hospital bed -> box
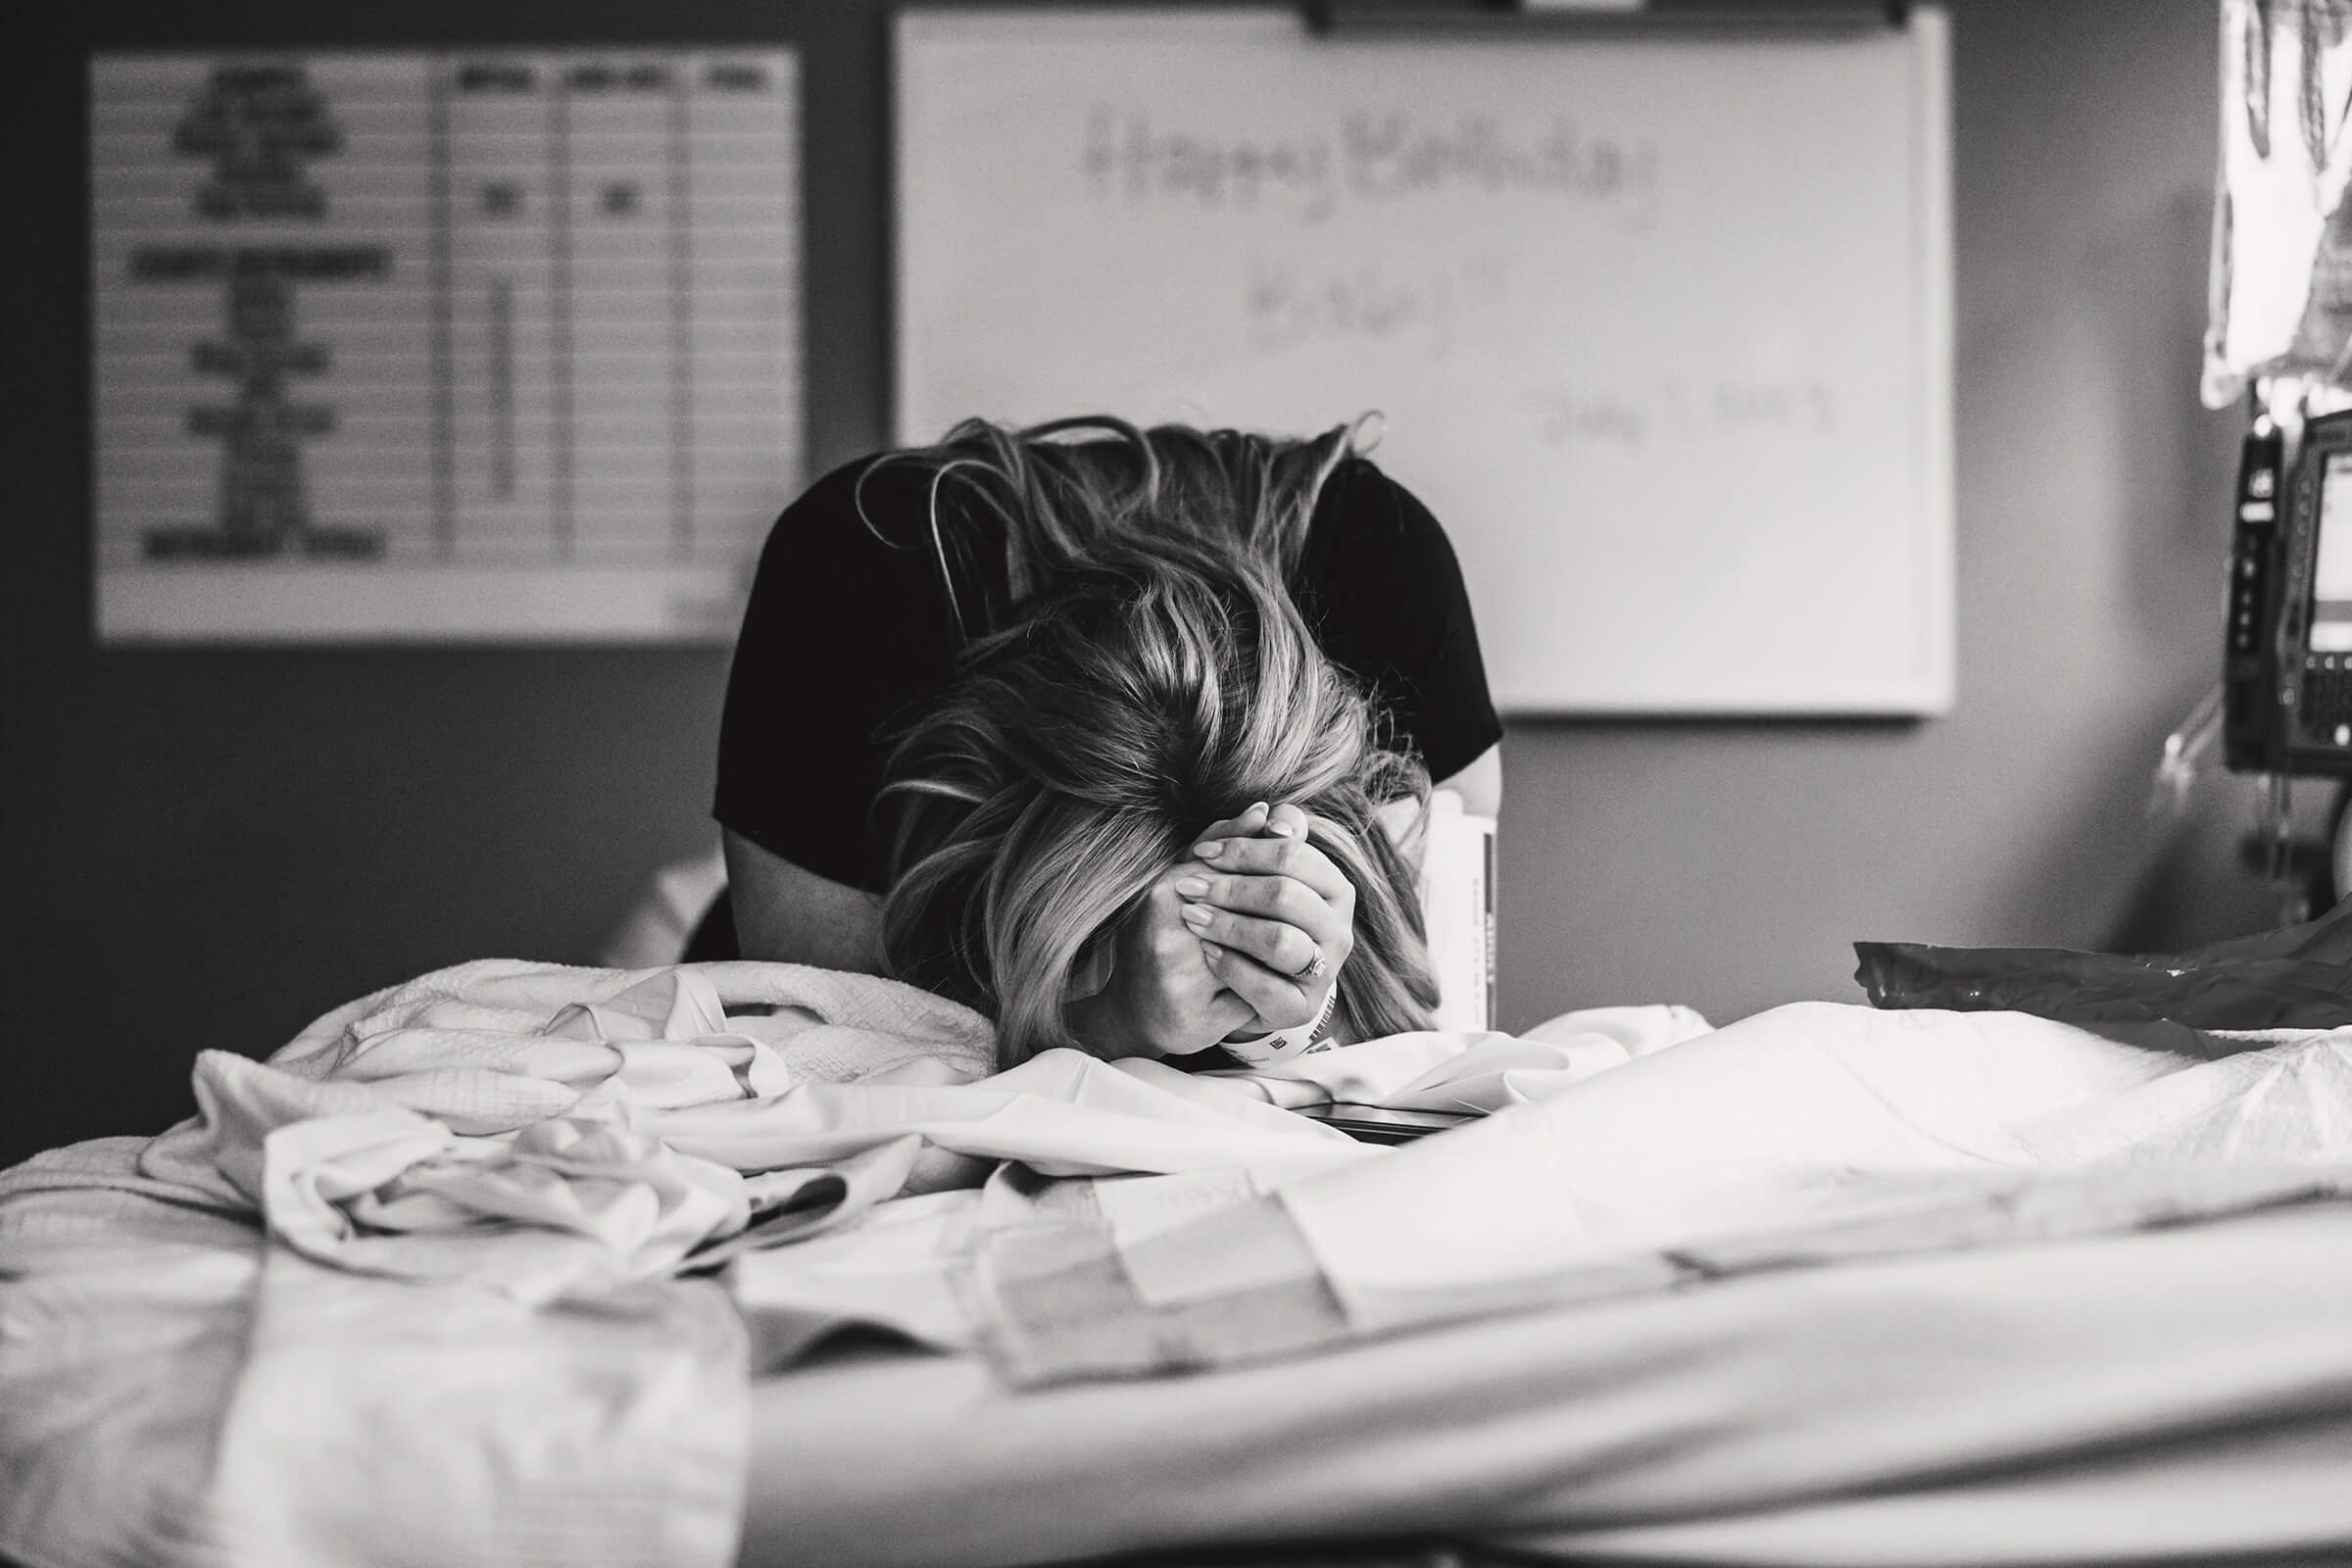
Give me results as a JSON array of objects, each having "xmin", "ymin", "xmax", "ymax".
[{"xmin": 4, "ymin": 946, "xmax": 2351, "ymax": 1568}]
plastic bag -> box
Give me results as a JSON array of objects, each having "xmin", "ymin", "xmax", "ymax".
[{"xmin": 1856, "ymin": 895, "xmax": 2352, "ymax": 1029}]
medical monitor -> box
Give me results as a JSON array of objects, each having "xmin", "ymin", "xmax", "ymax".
[
  {"xmin": 2233, "ymin": 408, "xmax": 2352, "ymax": 773},
  {"xmin": 2309, "ymin": 454, "xmax": 2352, "ymax": 658}
]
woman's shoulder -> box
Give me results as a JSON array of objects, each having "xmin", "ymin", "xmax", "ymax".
[
  {"xmin": 760, "ymin": 451, "xmax": 935, "ymax": 558},
  {"xmin": 1298, "ymin": 453, "xmax": 1499, "ymax": 780},
  {"xmin": 737, "ymin": 452, "xmax": 976, "ymax": 657},
  {"xmin": 1306, "ymin": 453, "xmax": 1461, "ymax": 572}
]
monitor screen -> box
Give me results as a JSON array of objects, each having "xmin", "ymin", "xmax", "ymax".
[{"xmin": 2311, "ymin": 452, "xmax": 2352, "ymax": 653}]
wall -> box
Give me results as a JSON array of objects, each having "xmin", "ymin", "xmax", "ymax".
[
  {"xmin": 1499, "ymin": 2, "xmax": 2274, "ymax": 1024},
  {"xmin": 0, "ymin": 0, "xmax": 2275, "ymax": 1168}
]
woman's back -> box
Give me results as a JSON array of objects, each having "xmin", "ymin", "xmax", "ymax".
[{"xmin": 712, "ymin": 420, "xmax": 1500, "ymax": 901}]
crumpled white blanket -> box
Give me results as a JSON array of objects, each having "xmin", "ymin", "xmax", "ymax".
[
  {"xmin": 1284, "ymin": 1002, "xmax": 2345, "ymax": 1323},
  {"xmin": 16, "ymin": 954, "xmax": 2352, "ymax": 1568},
  {"xmin": 125, "ymin": 959, "xmax": 984, "ymax": 1303},
  {"xmin": 119, "ymin": 958, "xmax": 1693, "ymax": 1308},
  {"xmin": 967, "ymin": 1001, "xmax": 2352, "ymax": 1388},
  {"xmin": 0, "ymin": 1138, "xmax": 748, "ymax": 1568},
  {"xmin": 0, "ymin": 959, "xmax": 1711, "ymax": 1568},
  {"xmin": 123, "ymin": 958, "xmax": 1400, "ymax": 1305},
  {"xmin": 0, "ymin": 956, "xmax": 1351, "ymax": 1568},
  {"xmin": 1205, "ymin": 1003, "xmax": 1714, "ymax": 1112},
  {"xmin": 3, "ymin": 956, "xmax": 1022, "ymax": 1568},
  {"xmin": 8, "ymin": 953, "xmax": 1641, "ymax": 1568}
]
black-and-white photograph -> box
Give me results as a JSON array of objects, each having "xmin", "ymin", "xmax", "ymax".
[{"xmin": 6, "ymin": 3, "xmax": 2348, "ymax": 1566}]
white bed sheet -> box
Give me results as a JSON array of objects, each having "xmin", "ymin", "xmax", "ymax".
[
  {"xmin": 12, "ymin": 959, "xmax": 2352, "ymax": 1568},
  {"xmin": 0, "ymin": 1141, "xmax": 745, "ymax": 1568},
  {"xmin": 741, "ymin": 1200, "xmax": 2352, "ymax": 1568}
]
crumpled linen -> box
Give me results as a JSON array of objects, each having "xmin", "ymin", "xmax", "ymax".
[
  {"xmin": 20, "ymin": 956, "xmax": 2352, "ymax": 1568},
  {"xmin": 729, "ymin": 1162, "xmax": 1292, "ymax": 1370},
  {"xmin": 113, "ymin": 958, "xmax": 1371, "ymax": 1307},
  {"xmin": 103, "ymin": 959, "xmax": 1698, "ymax": 1317},
  {"xmin": 127, "ymin": 961, "xmax": 988, "ymax": 1303},
  {"xmin": 0, "ymin": 956, "xmax": 1379, "ymax": 1568},
  {"xmin": 966, "ymin": 1000, "xmax": 2352, "ymax": 1385},
  {"xmin": 2, "ymin": 956, "xmax": 998, "ymax": 1568},
  {"xmin": 741, "ymin": 1200, "xmax": 2352, "ymax": 1568},
  {"xmin": 1200, "ymin": 1003, "xmax": 1713, "ymax": 1112},
  {"xmin": 258, "ymin": 955, "xmax": 997, "ymax": 1091},
  {"xmin": 716, "ymin": 1006, "xmax": 1709, "ymax": 1360},
  {"xmin": 0, "ymin": 1141, "xmax": 749, "ymax": 1568}
]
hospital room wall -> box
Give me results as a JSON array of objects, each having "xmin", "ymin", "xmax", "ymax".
[
  {"xmin": 1504, "ymin": 0, "xmax": 2274, "ymax": 1024},
  {"xmin": 0, "ymin": 0, "xmax": 2269, "ymax": 1165}
]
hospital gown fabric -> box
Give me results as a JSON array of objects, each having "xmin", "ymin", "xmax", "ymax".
[{"xmin": 8, "ymin": 957, "xmax": 2352, "ymax": 1568}]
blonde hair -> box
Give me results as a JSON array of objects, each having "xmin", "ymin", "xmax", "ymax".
[
  {"xmin": 869, "ymin": 418, "xmax": 1437, "ymax": 1066},
  {"xmin": 856, "ymin": 415, "xmax": 1366, "ymax": 639}
]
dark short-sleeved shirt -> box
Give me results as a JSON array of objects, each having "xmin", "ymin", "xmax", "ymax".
[{"xmin": 712, "ymin": 451, "xmax": 1500, "ymax": 895}]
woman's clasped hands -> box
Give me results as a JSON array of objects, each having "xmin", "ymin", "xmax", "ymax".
[{"xmin": 1065, "ymin": 800, "xmax": 1356, "ymax": 1059}]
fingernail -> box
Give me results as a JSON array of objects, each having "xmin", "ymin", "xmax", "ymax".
[
  {"xmin": 1248, "ymin": 801, "xmax": 1269, "ymax": 816},
  {"xmin": 1267, "ymin": 819, "xmax": 1297, "ymax": 838},
  {"xmin": 1174, "ymin": 876, "xmax": 1209, "ymax": 899},
  {"xmin": 1194, "ymin": 840, "xmax": 1223, "ymax": 859},
  {"xmin": 1200, "ymin": 942, "xmax": 1224, "ymax": 962},
  {"xmin": 1180, "ymin": 905, "xmax": 1212, "ymax": 929}
]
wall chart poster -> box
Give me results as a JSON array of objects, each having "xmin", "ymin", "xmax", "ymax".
[{"xmin": 91, "ymin": 49, "xmax": 802, "ymax": 643}]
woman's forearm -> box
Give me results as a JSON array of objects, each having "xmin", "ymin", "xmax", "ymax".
[{"xmin": 721, "ymin": 828, "xmax": 887, "ymax": 972}]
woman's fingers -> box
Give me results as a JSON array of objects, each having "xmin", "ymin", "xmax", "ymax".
[
  {"xmin": 1262, "ymin": 802, "xmax": 1311, "ymax": 843},
  {"xmin": 1190, "ymin": 829, "xmax": 1354, "ymax": 906},
  {"xmin": 1196, "ymin": 802, "xmax": 1272, "ymax": 846},
  {"xmin": 1176, "ymin": 868, "xmax": 1350, "ymax": 956},
  {"xmin": 1182, "ymin": 805, "xmax": 1353, "ymax": 1036},
  {"xmin": 1179, "ymin": 899, "xmax": 1323, "ymax": 978},
  {"xmin": 1199, "ymin": 942, "xmax": 1317, "ymax": 1030},
  {"xmin": 1196, "ymin": 985, "xmax": 1262, "ymax": 1047},
  {"xmin": 1105, "ymin": 870, "xmax": 1263, "ymax": 1056}
]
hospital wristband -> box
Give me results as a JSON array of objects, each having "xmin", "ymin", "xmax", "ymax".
[{"xmin": 1219, "ymin": 982, "xmax": 1340, "ymax": 1068}]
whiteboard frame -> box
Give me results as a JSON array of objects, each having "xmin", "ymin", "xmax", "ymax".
[{"xmin": 891, "ymin": 7, "xmax": 1954, "ymax": 717}]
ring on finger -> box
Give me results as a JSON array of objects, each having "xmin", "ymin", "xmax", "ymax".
[{"xmin": 1292, "ymin": 948, "xmax": 1329, "ymax": 983}]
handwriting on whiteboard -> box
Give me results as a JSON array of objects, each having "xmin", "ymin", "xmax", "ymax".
[
  {"xmin": 1244, "ymin": 254, "xmax": 1511, "ymax": 356},
  {"xmin": 1527, "ymin": 380, "xmax": 1840, "ymax": 449},
  {"xmin": 1083, "ymin": 108, "xmax": 1657, "ymax": 227}
]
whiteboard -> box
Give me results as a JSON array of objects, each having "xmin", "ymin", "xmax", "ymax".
[
  {"xmin": 894, "ymin": 8, "xmax": 1951, "ymax": 714},
  {"xmin": 92, "ymin": 49, "xmax": 802, "ymax": 644}
]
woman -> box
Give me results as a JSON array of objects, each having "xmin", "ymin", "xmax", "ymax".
[{"xmin": 704, "ymin": 416, "xmax": 1501, "ymax": 1061}]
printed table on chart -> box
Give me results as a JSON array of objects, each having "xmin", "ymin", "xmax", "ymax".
[{"xmin": 91, "ymin": 48, "xmax": 802, "ymax": 641}]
